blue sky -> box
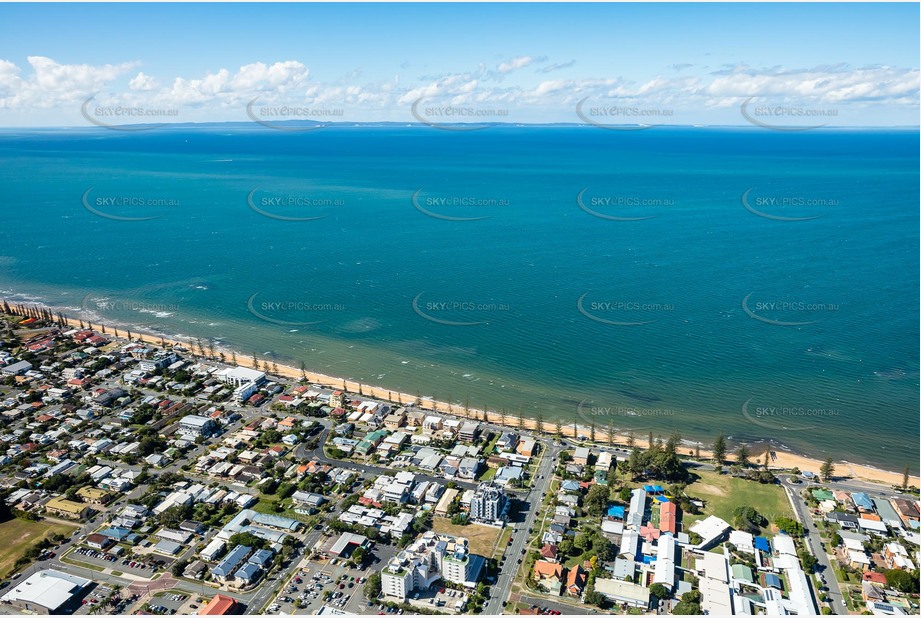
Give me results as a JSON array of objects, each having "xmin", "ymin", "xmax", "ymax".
[{"xmin": 0, "ymin": 3, "xmax": 918, "ymax": 127}]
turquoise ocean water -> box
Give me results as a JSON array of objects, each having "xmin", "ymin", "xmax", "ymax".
[{"xmin": 0, "ymin": 126, "xmax": 917, "ymax": 470}]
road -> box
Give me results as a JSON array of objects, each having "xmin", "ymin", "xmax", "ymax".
[
  {"xmin": 484, "ymin": 440, "xmax": 560, "ymax": 615},
  {"xmin": 779, "ymin": 475, "xmax": 846, "ymax": 616}
]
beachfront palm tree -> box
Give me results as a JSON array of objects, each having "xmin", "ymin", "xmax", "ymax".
[
  {"xmin": 763, "ymin": 451, "xmax": 770, "ymax": 470},
  {"xmin": 695, "ymin": 444, "xmax": 701, "ymax": 459},
  {"xmin": 626, "ymin": 431, "xmax": 635, "ymax": 448},
  {"xmin": 903, "ymin": 465, "xmax": 911, "ymax": 489},
  {"xmin": 536, "ymin": 412, "xmax": 544, "ymax": 434},
  {"xmin": 517, "ymin": 407, "xmax": 524, "ymax": 430},
  {"xmin": 608, "ymin": 419, "xmax": 615, "ymax": 446},
  {"xmin": 590, "ymin": 422, "xmax": 596, "ymax": 443}
]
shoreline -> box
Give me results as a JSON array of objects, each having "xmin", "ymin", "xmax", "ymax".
[{"xmin": 17, "ymin": 304, "xmax": 915, "ymax": 489}]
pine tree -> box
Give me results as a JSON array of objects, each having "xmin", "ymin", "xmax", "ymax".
[
  {"xmin": 590, "ymin": 421, "xmax": 596, "ymax": 443},
  {"xmin": 903, "ymin": 465, "xmax": 911, "ymax": 489},
  {"xmin": 736, "ymin": 444, "xmax": 750, "ymax": 468},
  {"xmin": 820, "ymin": 457, "xmax": 834, "ymax": 482},
  {"xmin": 712, "ymin": 433, "xmax": 727, "ymax": 466}
]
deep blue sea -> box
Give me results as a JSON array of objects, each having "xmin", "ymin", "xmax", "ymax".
[{"xmin": 0, "ymin": 125, "xmax": 917, "ymax": 470}]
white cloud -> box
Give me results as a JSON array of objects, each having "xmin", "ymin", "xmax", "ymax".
[
  {"xmin": 0, "ymin": 55, "xmax": 916, "ymax": 124},
  {"xmin": 497, "ymin": 56, "xmax": 534, "ymax": 74},
  {"xmin": 129, "ymin": 72, "xmax": 158, "ymax": 91},
  {"xmin": 0, "ymin": 56, "xmax": 137, "ymax": 108}
]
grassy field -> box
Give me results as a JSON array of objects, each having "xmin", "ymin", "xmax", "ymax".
[
  {"xmin": 685, "ymin": 470, "xmax": 794, "ymax": 535},
  {"xmin": 432, "ymin": 518, "xmax": 501, "ymax": 557},
  {"xmin": 477, "ymin": 467, "xmax": 497, "ymax": 482},
  {"xmin": 0, "ymin": 518, "xmax": 78, "ymax": 577}
]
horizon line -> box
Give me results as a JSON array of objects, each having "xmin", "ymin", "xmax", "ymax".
[{"xmin": 1, "ymin": 121, "xmax": 919, "ymax": 131}]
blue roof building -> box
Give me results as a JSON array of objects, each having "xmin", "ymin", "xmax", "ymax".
[
  {"xmin": 247, "ymin": 548, "xmax": 274, "ymax": 568},
  {"xmin": 234, "ymin": 562, "xmax": 261, "ymax": 585},
  {"xmin": 754, "ymin": 537, "xmax": 771, "ymax": 553},
  {"xmin": 764, "ymin": 573, "xmax": 783, "ymax": 590},
  {"xmin": 212, "ymin": 545, "xmax": 251, "ymax": 580},
  {"xmin": 560, "ymin": 480, "xmax": 581, "ymax": 493},
  {"xmin": 100, "ymin": 527, "xmax": 132, "ymax": 541},
  {"xmin": 851, "ymin": 492, "xmax": 874, "ymax": 511}
]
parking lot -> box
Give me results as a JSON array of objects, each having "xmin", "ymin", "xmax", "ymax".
[
  {"xmin": 144, "ymin": 591, "xmax": 196, "ymax": 615},
  {"xmin": 67, "ymin": 546, "xmax": 163, "ymax": 577},
  {"xmin": 407, "ymin": 586, "xmax": 469, "ymax": 614},
  {"xmin": 267, "ymin": 558, "xmax": 374, "ymax": 615},
  {"xmin": 73, "ymin": 584, "xmax": 122, "ymax": 615}
]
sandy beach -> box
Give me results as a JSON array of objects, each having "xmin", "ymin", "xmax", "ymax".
[{"xmin": 51, "ymin": 313, "xmax": 920, "ymax": 488}]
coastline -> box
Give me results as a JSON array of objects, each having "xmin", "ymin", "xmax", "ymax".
[{"xmin": 35, "ymin": 308, "xmax": 918, "ymax": 489}]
